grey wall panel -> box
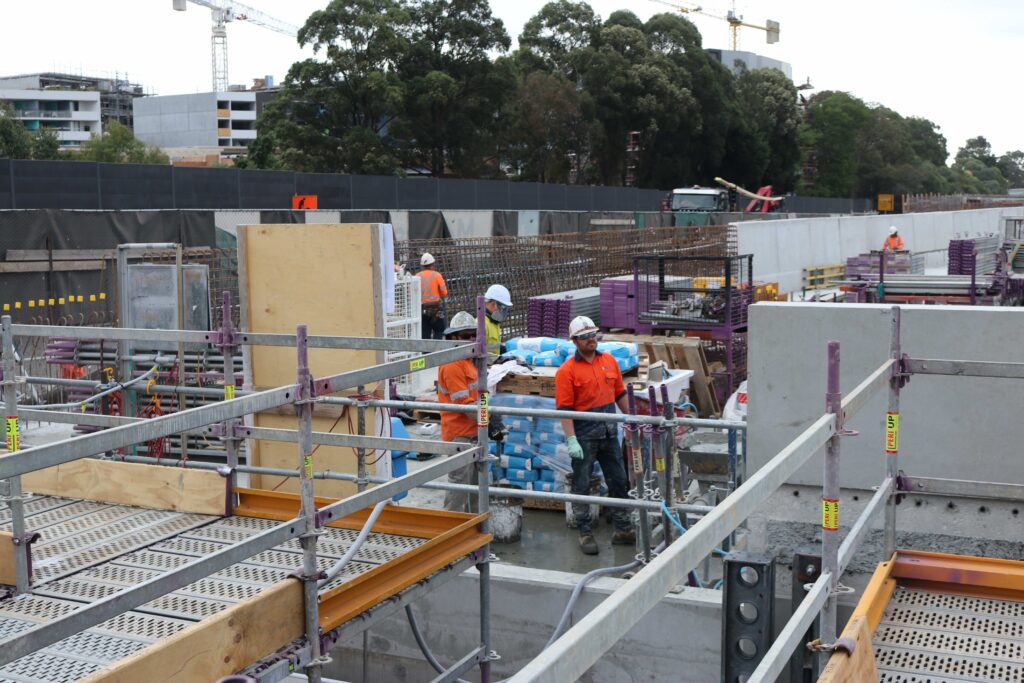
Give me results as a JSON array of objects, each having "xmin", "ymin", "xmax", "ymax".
[
  {"xmin": 352, "ymin": 175, "xmax": 397, "ymax": 209},
  {"xmin": 637, "ymin": 189, "xmax": 665, "ymax": 211},
  {"xmin": 565, "ymin": 186, "xmax": 592, "ymax": 211},
  {"xmin": 510, "ymin": 182, "xmax": 540, "ymax": 209},
  {"xmin": 613, "ymin": 187, "xmax": 636, "ymax": 211},
  {"xmin": 172, "ymin": 167, "xmax": 240, "ymax": 209},
  {"xmin": 437, "ymin": 178, "xmax": 475, "ymax": 209},
  {"xmin": 296, "ymin": 173, "xmax": 351, "ymax": 209},
  {"xmin": 11, "ymin": 160, "xmax": 99, "ymax": 209},
  {"xmin": 396, "ymin": 178, "xmax": 439, "ymax": 209},
  {"xmin": 475, "ymin": 180, "xmax": 510, "ymax": 210},
  {"xmin": 591, "ymin": 186, "xmax": 618, "ymax": 211},
  {"xmin": 537, "ymin": 184, "xmax": 567, "ymax": 211},
  {"xmin": 99, "ymin": 163, "xmax": 173, "ymax": 210},
  {"xmin": 239, "ymin": 169, "xmax": 294, "ymax": 209},
  {"xmin": 0, "ymin": 159, "xmax": 12, "ymax": 209},
  {"xmin": 747, "ymin": 302, "xmax": 1024, "ymax": 489}
]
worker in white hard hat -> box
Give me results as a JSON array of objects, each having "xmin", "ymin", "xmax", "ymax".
[
  {"xmin": 438, "ymin": 311, "xmax": 505, "ymax": 512},
  {"xmin": 883, "ymin": 226, "xmax": 905, "ymax": 252},
  {"xmin": 418, "ymin": 253, "xmax": 448, "ymax": 340},
  {"xmin": 483, "ymin": 284, "xmax": 513, "ymax": 360},
  {"xmin": 554, "ymin": 316, "xmax": 635, "ymax": 555}
]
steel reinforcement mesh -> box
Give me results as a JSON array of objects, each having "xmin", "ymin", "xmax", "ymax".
[{"xmin": 396, "ymin": 225, "xmax": 736, "ymax": 338}]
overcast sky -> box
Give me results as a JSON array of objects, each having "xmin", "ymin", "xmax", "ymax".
[{"xmin": 1, "ymin": 1, "xmax": 1020, "ymax": 163}]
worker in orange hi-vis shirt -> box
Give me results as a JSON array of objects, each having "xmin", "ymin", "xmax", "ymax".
[
  {"xmin": 883, "ymin": 226, "xmax": 905, "ymax": 251},
  {"xmin": 417, "ymin": 252, "xmax": 448, "ymax": 339}
]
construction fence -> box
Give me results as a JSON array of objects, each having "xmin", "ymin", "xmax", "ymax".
[{"xmin": 902, "ymin": 193, "xmax": 1024, "ymax": 213}]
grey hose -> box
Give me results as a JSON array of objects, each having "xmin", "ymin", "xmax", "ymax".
[
  {"xmin": 406, "ymin": 604, "xmax": 471, "ymax": 683},
  {"xmin": 27, "ymin": 361, "xmax": 169, "ymax": 410},
  {"xmin": 318, "ymin": 500, "xmax": 388, "ymax": 587}
]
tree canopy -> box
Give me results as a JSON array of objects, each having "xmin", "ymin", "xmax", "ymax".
[
  {"xmin": 76, "ymin": 122, "xmax": 169, "ymax": 165},
  {"xmin": 245, "ymin": 0, "xmax": 1021, "ymax": 197}
]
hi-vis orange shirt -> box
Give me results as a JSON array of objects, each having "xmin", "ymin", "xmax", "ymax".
[
  {"xmin": 555, "ymin": 351, "xmax": 626, "ymax": 439},
  {"xmin": 883, "ymin": 235, "xmax": 905, "ymax": 251},
  {"xmin": 419, "ymin": 268, "xmax": 448, "ymax": 305},
  {"xmin": 438, "ymin": 358, "xmax": 478, "ymax": 441}
]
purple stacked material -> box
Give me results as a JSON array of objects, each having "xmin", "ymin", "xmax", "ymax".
[
  {"xmin": 526, "ymin": 287, "xmax": 601, "ymax": 338},
  {"xmin": 845, "ymin": 251, "xmax": 923, "ymax": 278},
  {"xmin": 599, "ymin": 275, "xmax": 659, "ymax": 332},
  {"xmin": 948, "ymin": 236, "xmax": 1000, "ymax": 275}
]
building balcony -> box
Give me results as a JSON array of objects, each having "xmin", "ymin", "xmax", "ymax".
[
  {"xmin": 229, "ymin": 109, "xmax": 256, "ymax": 121},
  {"xmin": 16, "ymin": 110, "xmax": 72, "ymax": 119},
  {"xmin": 230, "ymin": 129, "xmax": 257, "ymax": 140},
  {"xmin": 217, "ymin": 108, "xmax": 230, "ymax": 117}
]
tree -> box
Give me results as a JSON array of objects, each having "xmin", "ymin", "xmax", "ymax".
[
  {"xmin": 734, "ymin": 67, "xmax": 800, "ymax": 191},
  {"xmin": 955, "ymin": 136, "xmax": 997, "ymax": 168},
  {"xmin": 905, "ymin": 117, "xmax": 947, "ymax": 167},
  {"xmin": 517, "ymin": 0, "xmax": 601, "ymax": 79},
  {"xmin": 0, "ymin": 103, "xmax": 33, "ymax": 160},
  {"xmin": 30, "ymin": 129, "xmax": 62, "ymax": 161},
  {"xmin": 798, "ymin": 91, "xmax": 872, "ymax": 196},
  {"xmin": 504, "ymin": 71, "xmax": 589, "ymax": 182},
  {"xmin": 997, "ymin": 151, "xmax": 1024, "ymax": 188},
  {"xmin": 396, "ymin": 0, "xmax": 513, "ymax": 177},
  {"xmin": 76, "ymin": 122, "xmax": 168, "ymax": 164},
  {"xmin": 250, "ymin": 0, "xmax": 413, "ymax": 174}
]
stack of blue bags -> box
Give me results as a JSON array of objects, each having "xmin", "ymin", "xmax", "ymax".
[
  {"xmin": 504, "ymin": 337, "xmax": 641, "ymax": 373},
  {"xmin": 487, "ymin": 394, "xmax": 572, "ymax": 492}
]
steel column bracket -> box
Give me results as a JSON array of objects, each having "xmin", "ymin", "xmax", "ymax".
[
  {"xmin": 893, "ymin": 470, "xmax": 910, "ymax": 505},
  {"xmin": 807, "ymin": 635, "xmax": 855, "ymax": 655},
  {"xmin": 10, "ymin": 531, "xmax": 39, "ymax": 588},
  {"xmin": 896, "ymin": 354, "xmax": 911, "ymax": 388}
]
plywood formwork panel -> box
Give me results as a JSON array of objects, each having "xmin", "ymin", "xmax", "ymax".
[
  {"xmin": 238, "ymin": 223, "xmax": 385, "ymax": 498},
  {"xmin": 20, "ymin": 459, "xmax": 224, "ymax": 515}
]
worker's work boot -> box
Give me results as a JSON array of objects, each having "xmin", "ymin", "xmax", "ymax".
[
  {"xmin": 611, "ymin": 529, "xmax": 636, "ymax": 545},
  {"xmin": 579, "ymin": 534, "xmax": 599, "ymax": 555}
]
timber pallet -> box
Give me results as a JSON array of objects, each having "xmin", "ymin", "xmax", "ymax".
[
  {"xmin": 522, "ymin": 496, "xmax": 567, "ymax": 511},
  {"xmin": 412, "ymin": 408, "xmax": 442, "ymax": 423},
  {"xmin": 802, "ymin": 264, "xmax": 846, "ymax": 290},
  {"xmin": 496, "ymin": 373, "xmax": 557, "ymax": 397},
  {"xmin": 602, "ymin": 334, "xmax": 720, "ymax": 417}
]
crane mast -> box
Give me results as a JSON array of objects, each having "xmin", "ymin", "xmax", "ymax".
[{"xmin": 172, "ymin": 0, "xmax": 299, "ymax": 92}]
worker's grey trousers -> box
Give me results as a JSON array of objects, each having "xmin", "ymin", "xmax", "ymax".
[{"xmin": 444, "ymin": 436, "xmax": 479, "ymax": 513}]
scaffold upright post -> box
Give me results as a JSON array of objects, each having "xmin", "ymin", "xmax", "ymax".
[
  {"xmin": 218, "ymin": 291, "xmax": 240, "ymax": 514},
  {"xmin": 820, "ymin": 341, "xmax": 843, "ymax": 655},
  {"xmin": 2, "ymin": 315, "xmax": 30, "ymax": 594},
  {"xmin": 884, "ymin": 306, "xmax": 902, "ymax": 558},
  {"xmin": 295, "ymin": 324, "xmax": 325, "ymax": 683},
  {"xmin": 474, "ymin": 295, "xmax": 494, "ymax": 682}
]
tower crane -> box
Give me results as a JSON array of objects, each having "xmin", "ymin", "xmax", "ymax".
[
  {"xmin": 648, "ymin": 0, "xmax": 779, "ymax": 51},
  {"xmin": 171, "ymin": 0, "xmax": 299, "ymax": 92}
]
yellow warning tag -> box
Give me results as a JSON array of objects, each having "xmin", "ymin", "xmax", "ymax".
[
  {"xmin": 303, "ymin": 454, "xmax": 313, "ymax": 479},
  {"xmin": 654, "ymin": 455, "xmax": 665, "ymax": 473},
  {"xmin": 5, "ymin": 417, "xmax": 19, "ymax": 453},
  {"xmin": 632, "ymin": 448, "xmax": 642, "ymax": 473},
  {"xmin": 822, "ymin": 498, "xmax": 839, "ymax": 531},
  {"xmin": 477, "ymin": 392, "xmax": 490, "ymax": 427},
  {"xmin": 885, "ymin": 412, "xmax": 899, "ymax": 454},
  {"xmin": 409, "ymin": 358, "xmax": 426, "ymax": 371},
  {"xmin": 224, "ymin": 384, "xmax": 235, "ymax": 400}
]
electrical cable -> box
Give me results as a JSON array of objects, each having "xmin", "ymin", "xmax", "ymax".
[
  {"xmin": 26, "ymin": 360, "xmax": 170, "ymax": 411},
  {"xmin": 405, "ymin": 604, "xmax": 472, "ymax": 683},
  {"xmin": 318, "ymin": 499, "xmax": 389, "ymax": 587}
]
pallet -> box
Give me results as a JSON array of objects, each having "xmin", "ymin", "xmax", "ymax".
[
  {"xmin": 496, "ymin": 373, "xmax": 557, "ymax": 397},
  {"xmin": 602, "ymin": 334, "xmax": 720, "ymax": 417},
  {"xmin": 522, "ymin": 496, "xmax": 567, "ymax": 511},
  {"xmin": 412, "ymin": 409, "xmax": 441, "ymax": 423},
  {"xmin": 802, "ymin": 264, "xmax": 846, "ymax": 290}
]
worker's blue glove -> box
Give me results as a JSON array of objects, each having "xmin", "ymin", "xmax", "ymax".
[{"xmin": 566, "ymin": 436, "xmax": 584, "ymax": 460}]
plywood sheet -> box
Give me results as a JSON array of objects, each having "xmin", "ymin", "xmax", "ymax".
[
  {"xmin": 0, "ymin": 531, "xmax": 14, "ymax": 585},
  {"xmin": 20, "ymin": 459, "xmax": 224, "ymax": 515},
  {"xmin": 238, "ymin": 224, "xmax": 384, "ymax": 497},
  {"xmin": 82, "ymin": 580, "xmax": 303, "ymax": 683}
]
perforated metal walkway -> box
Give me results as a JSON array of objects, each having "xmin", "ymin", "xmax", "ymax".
[
  {"xmin": 0, "ymin": 496, "xmax": 429, "ymax": 683},
  {"xmin": 874, "ymin": 586, "xmax": 1024, "ymax": 683}
]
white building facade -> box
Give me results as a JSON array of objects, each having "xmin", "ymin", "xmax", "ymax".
[
  {"xmin": 133, "ymin": 91, "xmax": 257, "ymax": 154},
  {"xmin": 0, "ymin": 89, "xmax": 103, "ymax": 148}
]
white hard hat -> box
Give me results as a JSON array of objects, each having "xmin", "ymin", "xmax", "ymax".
[
  {"xmin": 568, "ymin": 316, "xmax": 598, "ymax": 339},
  {"xmin": 889, "ymin": 226, "xmax": 898, "ymax": 235},
  {"xmin": 443, "ymin": 311, "xmax": 477, "ymax": 337},
  {"xmin": 484, "ymin": 284, "xmax": 513, "ymax": 307},
  {"xmin": 420, "ymin": 253, "xmax": 436, "ymax": 266}
]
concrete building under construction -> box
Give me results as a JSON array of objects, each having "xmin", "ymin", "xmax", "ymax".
[{"xmin": 1, "ymin": 162, "xmax": 1024, "ymax": 683}]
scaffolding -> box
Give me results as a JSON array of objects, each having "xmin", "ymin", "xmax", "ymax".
[
  {"xmin": 0, "ymin": 290, "xmax": 746, "ymax": 681},
  {"xmin": 507, "ymin": 305, "xmax": 1024, "ymax": 682}
]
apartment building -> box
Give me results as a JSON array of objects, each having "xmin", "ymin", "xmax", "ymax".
[
  {"xmin": 0, "ymin": 89, "xmax": 103, "ymax": 148},
  {"xmin": 133, "ymin": 90, "xmax": 260, "ymax": 156}
]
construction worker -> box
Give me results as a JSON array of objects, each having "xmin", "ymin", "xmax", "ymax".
[
  {"xmin": 483, "ymin": 284, "xmax": 513, "ymax": 358},
  {"xmin": 418, "ymin": 253, "xmax": 448, "ymax": 340},
  {"xmin": 883, "ymin": 226, "xmax": 905, "ymax": 252},
  {"xmin": 555, "ymin": 316, "xmax": 635, "ymax": 555},
  {"xmin": 437, "ymin": 312, "xmax": 506, "ymax": 512}
]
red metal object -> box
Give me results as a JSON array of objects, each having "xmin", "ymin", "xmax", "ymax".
[{"xmin": 744, "ymin": 185, "xmax": 781, "ymax": 213}]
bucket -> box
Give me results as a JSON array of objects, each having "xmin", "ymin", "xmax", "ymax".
[{"xmin": 490, "ymin": 497, "xmax": 523, "ymax": 543}]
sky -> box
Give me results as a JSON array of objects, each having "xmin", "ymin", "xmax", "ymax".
[{"xmin": 1, "ymin": 1, "xmax": 1020, "ymax": 164}]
